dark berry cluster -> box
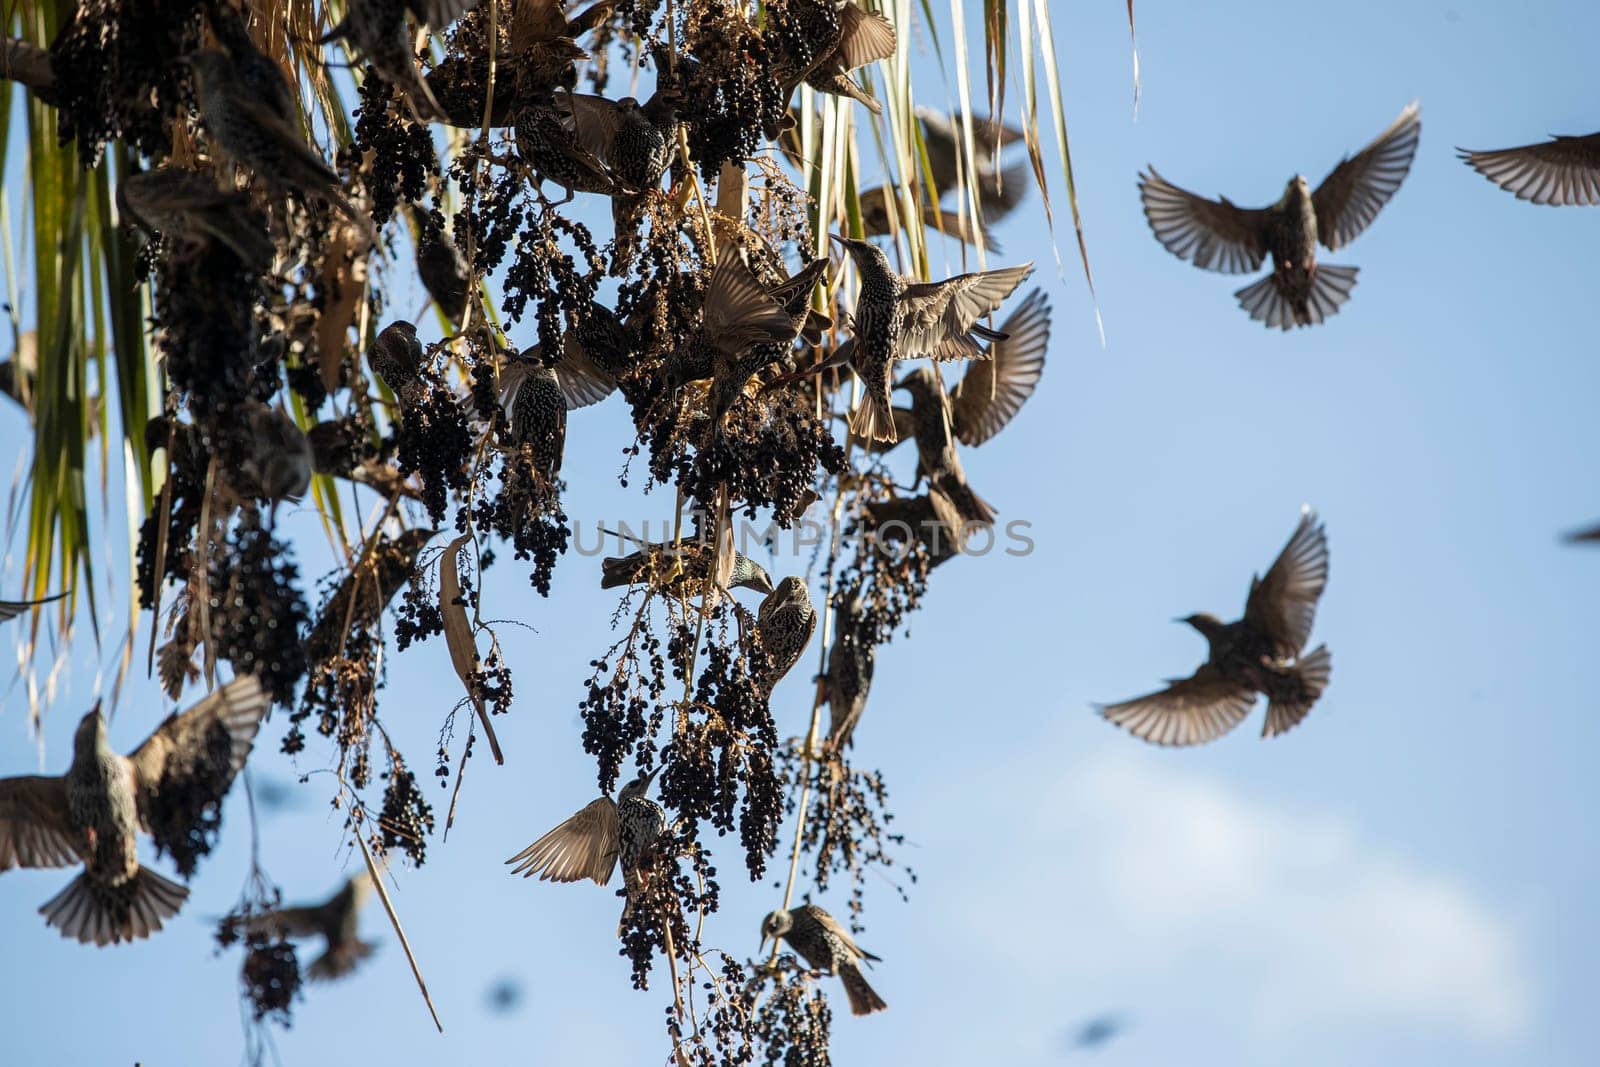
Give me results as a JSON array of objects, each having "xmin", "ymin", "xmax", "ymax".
[
  {"xmin": 205, "ymin": 510, "xmax": 311, "ymax": 705},
  {"xmin": 342, "ymin": 69, "xmax": 438, "ymax": 227},
  {"xmin": 394, "ymin": 376, "xmax": 472, "ymax": 525},
  {"xmin": 142, "ymin": 708, "xmax": 240, "ymax": 878},
  {"xmin": 377, "ymin": 757, "xmax": 436, "ymax": 866}
]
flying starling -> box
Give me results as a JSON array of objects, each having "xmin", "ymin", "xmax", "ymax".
[
  {"xmin": 894, "ymin": 367, "xmax": 996, "ymax": 534},
  {"xmin": 760, "ymin": 903, "xmax": 887, "ymax": 1015},
  {"xmin": 852, "ymin": 287, "xmax": 1051, "ymax": 447},
  {"xmin": 1458, "ymin": 132, "xmax": 1600, "ymax": 206},
  {"xmin": 0, "ymin": 593, "xmax": 67, "ymax": 623},
  {"xmin": 185, "ymin": 49, "xmax": 375, "ymax": 238},
  {"xmin": 822, "ymin": 594, "xmax": 875, "ymax": 750},
  {"xmin": 663, "ymin": 257, "xmax": 800, "ymax": 396},
  {"xmin": 914, "ymin": 107, "xmax": 1029, "ymax": 221},
  {"xmin": 368, "ymin": 320, "xmax": 426, "ymax": 406},
  {"xmin": 754, "ymin": 576, "xmax": 817, "ymax": 694},
  {"xmin": 247, "ymin": 873, "xmax": 377, "ymax": 980},
  {"xmin": 1138, "ymin": 101, "xmax": 1420, "ymax": 330},
  {"xmin": 857, "ymin": 184, "xmax": 1000, "ymax": 252},
  {"xmin": 829, "ymin": 232, "xmax": 1033, "ymax": 443},
  {"xmin": 414, "ymin": 216, "xmax": 470, "ymax": 322},
  {"xmin": 600, "ymin": 540, "xmax": 775, "ymax": 596},
  {"xmin": 707, "ymin": 256, "xmax": 828, "ymax": 426},
  {"xmin": 322, "ymin": 0, "xmax": 479, "ymax": 120},
  {"xmin": 0, "ymin": 675, "xmax": 270, "ymax": 946},
  {"xmin": 1099, "ymin": 508, "xmax": 1333, "ymax": 746},
  {"xmin": 506, "ymin": 768, "xmax": 668, "ymax": 924},
  {"xmin": 1564, "ymin": 522, "xmax": 1600, "ymax": 544},
  {"xmin": 515, "ymin": 89, "xmax": 633, "ymax": 200},
  {"xmin": 116, "ymin": 167, "xmax": 274, "ymax": 270},
  {"xmin": 768, "ymin": 0, "xmax": 897, "ymax": 127}
]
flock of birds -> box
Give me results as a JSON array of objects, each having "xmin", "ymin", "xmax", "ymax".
[{"xmin": 1, "ymin": 0, "xmax": 1599, "ymax": 1035}]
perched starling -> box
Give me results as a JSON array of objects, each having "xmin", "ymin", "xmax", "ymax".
[
  {"xmin": 599, "ymin": 539, "xmax": 774, "ymax": 595},
  {"xmin": 0, "ymin": 675, "xmax": 270, "ymax": 946},
  {"xmin": 760, "ymin": 903, "xmax": 887, "ymax": 1015},
  {"xmin": 322, "ymin": 0, "xmax": 478, "ymax": 120},
  {"xmin": 754, "ymin": 576, "xmax": 817, "ymax": 694},
  {"xmin": 230, "ymin": 401, "xmax": 314, "ymax": 503},
  {"xmin": 505, "ymin": 360, "xmax": 567, "ymax": 484},
  {"xmin": 1138, "ymin": 101, "xmax": 1420, "ymax": 330},
  {"xmin": 895, "ymin": 367, "xmax": 996, "ymax": 534},
  {"xmin": 207, "ymin": 3, "xmax": 297, "ymax": 126},
  {"xmin": 857, "ymin": 184, "xmax": 999, "ymax": 252},
  {"xmin": 707, "ymin": 256, "xmax": 828, "ymax": 425},
  {"xmin": 185, "ymin": 49, "xmax": 375, "ymax": 237},
  {"xmin": 414, "ymin": 217, "xmax": 470, "ymax": 321},
  {"xmin": 506, "ymin": 768, "xmax": 667, "ymax": 923},
  {"xmin": 1099, "ymin": 508, "xmax": 1333, "ymax": 746},
  {"xmin": 862, "ymin": 492, "xmax": 962, "ymax": 570},
  {"xmin": 368, "ymin": 320, "xmax": 425, "ymax": 406},
  {"xmin": 0, "ymin": 593, "xmax": 67, "ymax": 623},
  {"xmin": 554, "ymin": 90, "xmax": 679, "ymax": 274},
  {"xmin": 830, "ymin": 232, "xmax": 1033, "ymax": 442},
  {"xmin": 664, "ymin": 257, "xmax": 799, "ymax": 395},
  {"xmin": 426, "ymin": 0, "xmax": 610, "ymax": 128},
  {"xmin": 822, "ymin": 595, "xmax": 875, "ymax": 749},
  {"xmin": 247, "ymin": 873, "xmax": 377, "ymax": 980},
  {"xmin": 914, "ymin": 108, "xmax": 1030, "ymax": 222},
  {"xmin": 1458, "ymin": 132, "xmax": 1600, "ymax": 206},
  {"xmin": 117, "ymin": 167, "xmax": 275, "ymax": 270}
]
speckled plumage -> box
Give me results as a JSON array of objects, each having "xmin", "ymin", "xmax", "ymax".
[
  {"xmin": 117, "ymin": 167, "xmax": 274, "ymax": 270},
  {"xmin": 754, "ymin": 576, "xmax": 816, "ymax": 694},
  {"xmin": 760, "ymin": 903, "xmax": 887, "ymax": 1015},
  {"xmin": 823, "ymin": 596, "xmax": 875, "ymax": 749},
  {"xmin": 368, "ymin": 320, "xmax": 425, "ymax": 405}
]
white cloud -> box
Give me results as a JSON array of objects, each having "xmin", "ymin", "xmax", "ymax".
[{"xmin": 918, "ymin": 743, "xmax": 1532, "ymax": 1057}]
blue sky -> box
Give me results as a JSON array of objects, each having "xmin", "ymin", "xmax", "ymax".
[{"xmin": 3, "ymin": 0, "xmax": 1598, "ymax": 1063}]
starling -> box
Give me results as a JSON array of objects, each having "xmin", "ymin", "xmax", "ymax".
[
  {"xmin": 368, "ymin": 320, "xmax": 426, "ymax": 406},
  {"xmin": 830, "ymin": 232, "xmax": 1033, "ymax": 442},
  {"xmin": 664, "ymin": 257, "xmax": 800, "ymax": 395},
  {"xmin": 769, "ymin": 0, "xmax": 897, "ymax": 125},
  {"xmin": 760, "ymin": 903, "xmax": 887, "ymax": 1015},
  {"xmin": 857, "ymin": 184, "xmax": 1000, "ymax": 252},
  {"xmin": 246, "ymin": 873, "xmax": 377, "ymax": 980},
  {"xmin": 515, "ymin": 89, "xmax": 632, "ymax": 199},
  {"xmin": 1138, "ymin": 101, "xmax": 1420, "ymax": 330},
  {"xmin": 566, "ymin": 90, "xmax": 681, "ymax": 275},
  {"xmin": 707, "ymin": 256, "xmax": 828, "ymax": 425},
  {"xmin": 895, "ymin": 366, "xmax": 996, "ymax": 534},
  {"xmin": 861, "ymin": 492, "xmax": 962, "ymax": 570},
  {"xmin": 117, "ymin": 167, "xmax": 275, "ymax": 270},
  {"xmin": 754, "ymin": 576, "xmax": 817, "ymax": 694},
  {"xmin": 504, "ymin": 360, "xmax": 567, "ymax": 484},
  {"xmin": 426, "ymin": 0, "xmax": 610, "ymax": 128},
  {"xmin": 914, "ymin": 108, "xmax": 1030, "ymax": 222},
  {"xmin": 1564, "ymin": 522, "xmax": 1600, "ymax": 544},
  {"xmin": 505, "ymin": 768, "xmax": 667, "ymax": 923},
  {"xmin": 0, "ymin": 675, "xmax": 270, "ymax": 946},
  {"xmin": 1458, "ymin": 132, "xmax": 1600, "ymax": 206},
  {"xmin": 207, "ymin": 3, "xmax": 297, "ymax": 127},
  {"xmin": 322, "ymin": 0, "xmax": 478, "ymax": 120},
  {"xmin": 599, "ymin": 539, "xmax": 775, "ymax": 595},
  {"xmin": 1099, "ymin": 508, "xmax": 1333, "ymax": 746},
  {"xmin": 822, "ymin": 594, "xmax": 875, "ymax": 749},
  {"xmin": 185, "ymin": 49, "xmax": 375, "ymax": 238},
  {"xmin": 0, "ymin": 593, "xmax": 67, "ymax": 623},
  {"xmin": 230, "ymin": 401, "xmax": 314, "ymax": 504},
  {"xmin": 414, "ymin": 217, "xmax": 470, "ymax": 322}
]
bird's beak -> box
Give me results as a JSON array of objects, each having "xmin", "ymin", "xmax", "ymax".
[
  {"xmin": 1171, "ymin": 616, "xmax": 1187, "ymax": 625},
  {"xmin": 759, "ymin": 931, "xmax": 771, "ymax": 954},
  {"xmin": 642, "ymin": 766, "xmax": 662, "ymax": 789}
]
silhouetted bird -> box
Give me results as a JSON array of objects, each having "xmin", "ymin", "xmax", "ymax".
[
  {"xmin": 914, "ymin": 108, "xmax": 1028, "ymax": 214},
  {"xmin": 414, "ymin": 217, "xmax": 470, "ymax": 321},
  {"xmin": 600, "ymin": 540, "xmax": 775, "ymax": 595},
  {"xmin": 895, "ymin": 367, "xmax": 996, "ymax": 536},
  {"xmin": 231, "ymin": 400, "xmax": 313, "ymax": 504},
  {"xmin": 322, "ymin": 0, "xmax": 478, "ymax": 119},
  {"xmin": 1070, "ymin": 1014, "xmax": 1125, "ymax": 1051},
  {"xmin": 754, "ymin": 576, "xmax": 817, "ymax": 693},
  {"xmin": 0, "ymin": 593, "xmax": 66, "ymax": 622},
  {"xmin": 0, "ymin": 675, "xmax": 270, "ymax": 945},
  {"xmin": 506, "ymin": 768, "xmax": 667, "ymax": 923},
  {"xmin": 856, "ymin": 184, "xmax": 1000, "ymax": 251},
  {"xmin": 760, "ymin": 903, "xmax": 887, "ymax": 1015},
  {"xmin": 207, "ymin": 3, "xmax": 297, "ymax": 126},
  {"xmin": 830, "ymin": 232, "xmax": 1032, "ymax": 442},
  {"xmin": 368, "ymin": 320, "xmax": 426, "ymax": 406},
  {"xmin": 186, "ymin": 50, "xmax": 373, "ymax": 236},
  {"xmin": 1458, "ymin": 132, "xmax": 1600, "ymax": 206},
  {"xmin": 1138, "ymin": 102, "xmax": 1419, "ymax": 330},
  {"xmin": 118, "ymin": 167, "xmax": 274, "ymax": 270},
  {"xmin": 1099, "ymin": 508, "xmax": 1332, "ymax": 746},
  {"xmin": 1564, "ymin": 522, "xmax": 1600, "ymax": 544},
  {"xmin": 247, "ymin": 873, "xmax": 377, "ymax": 980},
  {"xmin": 822, "ymin": 594, "xmax": 875, "ymax": 749}
]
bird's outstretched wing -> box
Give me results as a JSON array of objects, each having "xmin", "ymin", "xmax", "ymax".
[
  {"xmin": 1137, "ymin": 167, "xmax": 1268, "ymax": 274},
  {"xmin": 0, "ymin": 592, "xmax": 66, "ymax": 622},
  {"xmin": 1312, "ymin": 101, "xmax": 1421, "ymax": 251},
  {"xmin": 553, "ymin": 334, "xmax": 617, "ymax": 409},
  {"xmin": 950, "ymin": 288, "xmax": 1050, "ymax": 447},
  {"xmin": 246, "ymin": 904, "xmax": 327, "ymax": 940},
  {"xmin": 701, "ymin": 258, "xmax": 795, "ymax": 354},
  {"xmin": 128, "ymin": 674, "xmax": 271, "ymax": 823},
  {"xmin": 506, "ymin": 795, "xmax": 620, "ymax": 884},
  {"xmin": 1243, "ymin": 507, "xmax": 1330, "ymax": 659},
  {"xmin": 0, "ymin": 775, "xmax": 78, "ymax": 871},
  {"xmin": 833, "ymin": 4, "xmax": 898, "ymax": 71},
  {"xmin": 899, "ymin": 263, "xmax": 1034, "ymax": 361},
  {"xmin": 1458, "ymin": 132, "xmax": 1600, "ymax": 207},
  {"xmin": 1099, "ymin": 665, "xmax": 1259, "ymax": 747}
]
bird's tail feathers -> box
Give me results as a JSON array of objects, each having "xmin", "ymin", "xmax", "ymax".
[
  {"xmin": 1263, "ymin": 644, "xmax": 1332, "ymax": 738},
  {"xmin": 307, "ymin": 939, "xmax": 377, "ymax": 980},
  {"xmin": 847, "ymin": 390, "xmax": 899, "ymax": 443},
  {"xmin": 1235, "ymin": 265, "xmax": 1358, "ymax": 330},
  {"xmin": 39, "ymin": 867, "xmax": 190, "ymax": 947},
  {"xmin": 839, "ymin": 961, "xmax": 888, "ymax": 1015}
]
